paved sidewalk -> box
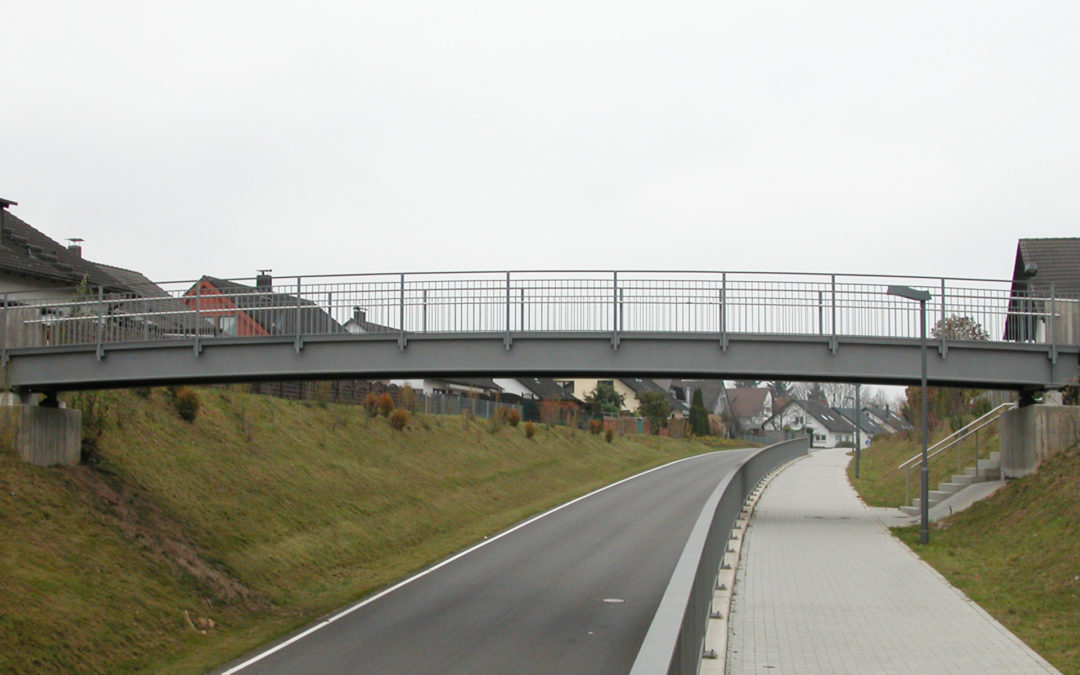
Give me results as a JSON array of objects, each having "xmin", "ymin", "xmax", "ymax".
[{"xmin": 726, "ymin": 448, "xmax": 1059, "ymax": 674}]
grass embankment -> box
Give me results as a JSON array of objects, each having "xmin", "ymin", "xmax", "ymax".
[
  {"xmin": 0, "ymin": 388, "xmax": 746, "ymax": 674},
  {"xmin": 848, "ymin": 426, "xmax": 1000, "ymax": 508},
  {"xmin": 849, "ymin": 431, "xmax": 1080, "ymax": 672}
]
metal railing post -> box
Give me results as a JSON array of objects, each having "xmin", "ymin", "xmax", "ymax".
[
  {"xmin": 939, "ymin": 278, "xmax": 947, "ymax": 356},
  {"xmin": 95, "ymin": 286, "xmax": 104, "ymax": 360},
  {"xmin": 142, "ymin": 298, "xmax": 149, "ymax": 341},
  {"xmin": 504, "ymin": 271, "xmax": 512, "ymax": 349},
  {"xmin": 194, "ymin": 281, "xmax": 202, "ymax": 355},
  {"xmin": 612, "ymin": 271, "xmax": 620, "ymax": 349},
  {"xmin": 422, "ymin": 289, "xmax": 428, "ymax": 333},
  {"xmin": 295, "ymin": 276, "xmax": 303, "ymax": 353},
  {"xmin": 1049, "ymin": 282, "xmax": 1057, "ymax": 364},
  {"xmin": 830, "ymin": 274, "xmax": 837, "ymax": 353},
  {"xmin": 398, "ymin": 273, "xmax": 406, "ymax": 349},
  {"xmin": 1, "ymin": 292, "xmax": 8, "ymax": 368},
  {"xmin": 720, "ymin": 273, "xmax": 728, "ymax": 351}
]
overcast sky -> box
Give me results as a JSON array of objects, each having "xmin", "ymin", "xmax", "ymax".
[{"xmin": 3, "ymin": 1, "xmax": 1078, "ymax": 283}]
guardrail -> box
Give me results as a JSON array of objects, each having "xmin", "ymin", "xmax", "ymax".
[
  {"xmin": 1, "ymin": 270, "xmax": 1076, "ymax": 357},
  {"xmin": 630, "ymin": 437, "xmax": 809, "ymax": 674}
]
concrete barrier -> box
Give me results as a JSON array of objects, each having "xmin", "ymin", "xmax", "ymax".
[
  {"xmin": 999, "ymin": 404, "xmax": 1080, "ymax": 478},
  {"xmin": 14, "ymin": 405, "xmax": 82, "ymax": 466}
]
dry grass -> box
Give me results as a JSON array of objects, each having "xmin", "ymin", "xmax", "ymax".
[{"xmin": 0, "ymin": 388, "xmax": 747, "ymax": 673}]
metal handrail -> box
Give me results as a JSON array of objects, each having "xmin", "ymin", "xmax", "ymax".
[
  {"xmin": 899, "ymin": 401, "xmax": 1016, "ymax": 506},
  {"xmin": 2, "ymin": 270, "xmax": 1076, "ymax": 352},
  {"xmin": 898, "ymin": 402, "xmax": 1017, "ymax": 470}
]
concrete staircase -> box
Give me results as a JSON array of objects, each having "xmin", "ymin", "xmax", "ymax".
[{"xmin": 900, "ymin": 452, "xmax": 1001, "ymax": 517}]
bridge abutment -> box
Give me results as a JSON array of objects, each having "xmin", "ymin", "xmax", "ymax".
[
  {"xmin": 4, "ymin": 398, "xmax": 82, "ymax": 466},
  {"xmin": 999, "ymin": 404, "xmax": 1080, "ymax": 478}
]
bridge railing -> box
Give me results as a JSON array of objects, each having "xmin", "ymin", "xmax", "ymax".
[{"xmin": 1, "ymin": 271, "xmax": 1077, "ymax": 351}]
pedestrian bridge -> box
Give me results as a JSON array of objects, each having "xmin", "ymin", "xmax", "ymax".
[{"xmin": 2, "ymin": 270, "xmax": 1077, "ymax": 394}]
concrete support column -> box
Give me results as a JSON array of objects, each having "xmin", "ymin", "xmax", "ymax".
[
  {"xmin": 13, "ymin": 405, "xmax": 82, "ymax": 466},
  {"xmin": 999, "ymin": 404, "xmax": 1080, "ymax": 478}
]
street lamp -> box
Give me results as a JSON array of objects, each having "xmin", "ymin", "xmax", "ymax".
[{"xmin": 887, "ymin": 285, "xmax": 932, "ymax": 545}]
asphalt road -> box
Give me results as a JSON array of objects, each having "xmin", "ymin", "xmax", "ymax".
[{"xmin": 221, "ymin": 448, "xmax": 755, "ymax": 675}]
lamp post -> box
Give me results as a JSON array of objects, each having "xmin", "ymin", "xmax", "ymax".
[{"xmin": 887, "ymin": 285, "xmax": 932, "ymax": 545}]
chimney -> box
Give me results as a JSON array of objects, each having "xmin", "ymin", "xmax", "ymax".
[
  {"xmin": 353, "ymin": 306, "xmax": 367, "ymax": 324},
  {"xmin": 67, "ymin": 238, "xmax": 84, "ymax": 258},
  {"xmin": 256, "ymin": 269, "xmax": 273, "ymax": 291},
  {"xmin": 0, "ymin": 197, "xmax": 16, "ymax": 239}
]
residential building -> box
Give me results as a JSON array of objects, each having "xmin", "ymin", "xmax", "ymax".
[
  {"xmin": 183, "ymin": 273, "xmax": 342, "ymax": 337},
  {"xmin": 765, "ymin": 398, "xmax": 856, "ymax": 448},
  {"xmin": 1004, "ymin": 238, "xmax": 1080, "ymax": 343},
  {"xmin": 725, "ymin": 387, "xmax": 773, "ymax": 432}
]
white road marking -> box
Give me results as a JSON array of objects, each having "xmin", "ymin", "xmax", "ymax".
[{"xmin": 221, "ymin": 452, "xmax": 729, "ymax": 673}]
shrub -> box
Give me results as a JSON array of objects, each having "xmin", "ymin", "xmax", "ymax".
[
  {"xmin": 173, "ymin": 387, "xmax": 200, "ymax": 422},
  {"xmin": 362, "ymin": 392, "xmax": 379, "ymax": 417},
  {"xmin": 524, "ymin": 421, "xmax": 537, "ymax": 439},
  {"xmin": 588, "ymin": 419, "xmax": 603, "ymax": 435},
  {"xmin": 605, "ymin": 428, "xmax": 614, "ymax": 443},
  {"xmin": 389, "ymin": 409, "xmax": 408, "ymax": 430},
  {"xmin": 506, "ymin": 408, "xmax": 521, "ymax": 427},
  {"xmin": 133, "ymin": 386, "xmax": 152, "ymax": 399},
  {"xmin": 487, "ymin": 409, "xmax": 503, "ymax": 434},
  {"xmin": 400, "ymin": 385, "xmax": 418, "ymax": 411},
  {"xmin": 377, "ymin": 393, "xmax": 395, "ymax": 417}
]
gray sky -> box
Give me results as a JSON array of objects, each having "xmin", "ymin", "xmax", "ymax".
[{"xmin": 3, "ymin": 1, "xmax": 1078, "ymax": 283}]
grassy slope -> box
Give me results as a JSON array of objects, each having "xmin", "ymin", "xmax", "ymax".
[
  {"xmin": 849, "ymin": 431, "xmax": 1079, "ymax": 673},
  {"xmin": 848, "ymin": 426, "xmax": 1000, "ymax": 508},
  {"xmin": 0, "ymin": 388, "xmax": 746, "ymax": 674}
]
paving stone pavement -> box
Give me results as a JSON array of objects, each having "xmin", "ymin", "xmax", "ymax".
[{"xmin": 725, "ymin": 448, "xmax": 1059, "ymax": 674}]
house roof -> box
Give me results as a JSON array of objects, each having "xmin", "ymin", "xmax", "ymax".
[
  {"xmin": 1005, "ymin": 238, "xmax": 1080, "ymax": 339},
  {"xmin": 516, "ymin": 377, "xmax": 578, "ymax": 401},
  {"xmin": 200, "ymin": 276, "xmax": 343, "ymax": 335},
  {"xmin": 437, "ymin": 377, "xmax": 502, "ymax": 391},
  {"xmin": 772, "ymin": 399, "xmax": 854, "ymax": 433},
  {"xmin": 0, "ymin": 209, "xmax": 127, "ymax": 290},
  {"xmin": 623, "ymin": 377, "xmax": 690, "ymax": 413},
  {"xmin": 1012, "ymin": 238, "xmax": 1080, "ymax": 295},
  {"xmin": 865, "ymin": 406, "xmax": 914, "ymax": 431},
  {"xmin": 726, "ymin": 387, "xmax": 771, "ymax": 421},
  {"xmin": 669, "ymin": 379, "xmax": 727, "ymax": 414},
  {"xmin": 832, "ymin": 407, "xmax": 887, "ymax": 436}
]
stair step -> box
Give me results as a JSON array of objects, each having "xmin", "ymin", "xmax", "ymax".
[
  {"xmin": 929, "ymin": 490, "xmax": 955, "ymax": 503},
  {"xmin": 936, "ymin": 482, "xmax": 966, "ymax": 495},
  {"xmin": 899, "ymin": 505, "xmax": 920, "ymax": 516},
  {"xmin": 951, "ymin": 474, "xmax": 976, "ymax": 486}
]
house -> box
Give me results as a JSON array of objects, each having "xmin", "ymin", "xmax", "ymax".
[
  {"xmin": 0, "ymin": 198, "xmax": 204, "ymax": 345},
  {"xmin": 183, "ymin": 273, "xmax": 342, "ymax": 336},
  {"xmin": 664, "ymin": 379, "xmax": 728, "ymax": 415},
  {"xmin": 1004, "ymin": 238, "xmax": 1080, "ymax": 343},
  {"xmin": 765, "ymin": 399, "xmax": 855, "ymax": 448},
  {"xmin": 343, "ymin": 306, "xmax": 393, "ymax": 334},
  {"xmin": 554, "ymin": 378, "xmax": 640, "ymax": 413},
  {"xmin": 494, "ymin": 378, "xmax": 581, "ymax": 404},
  {"xmin": 725, "ymin": 387, "xmax": 773, "ymax": 432},
  {"xmin": 832, "ymin": 407, "xmax": 887, "ymax": 448},
  {"xmin": 391, "ymin": 378, "xmax": 503, "ymax": 398},
  {"xmin": 863, "ymin": 406, "xmax": 913, "ymax": 434},
  {"xmin": 621, "ymin": 378, "xmax": 690, "ymax": 417}
]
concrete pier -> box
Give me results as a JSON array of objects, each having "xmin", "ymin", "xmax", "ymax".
[
  {"xmin": 999, "ymin": 404, "xmax": 1080, "ymax": 478},
  {"xmin": 13, "ymin": 405, "xmax": 82, "ymax": 466}
]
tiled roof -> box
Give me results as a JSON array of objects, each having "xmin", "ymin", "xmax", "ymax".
[
  {"xmin": 1014, "ymin": 238, "xmax": 1080, "ymax": 295},
  {"xmin": 623, "ymin": 377, "xmax": 690, "ymax": 413},
  {"xmin": 516, "ymin": 377, "xmax": 577, "ymax": 401},
  {"xmin": 832, "ymin": 407, "xmax": 887, "ymax": 435},
  {"xmin": 201, "ymin": 276, "xmax": 343, "ymax": 335},
  {"xmin": 0, "ymin": 209, "xmax": 125, "ymax": 290},
  {"xmin": 726, "ymin": 387, "xmax": 771, "ymax": 421}
]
